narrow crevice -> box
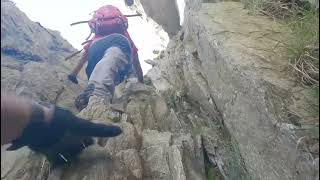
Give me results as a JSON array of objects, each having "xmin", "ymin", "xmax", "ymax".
[
  {"xmin": 186, "ymin": 48, "xmax": 225, "ymax": 125},
  {"xmin": 35, "ymin": 22, "xmax": 56, "ymax": 38},
  {"xmin": 27, "ymin": 25, "xmax": 34, "ymax": 33},
  {"xmin": 10, "ymin": 16, "xmax": 18, "ymax": 27},
  {"xmin": 201, "ymin": 135, "xmax": 225, "ymax": 180},
  {"xmin": 53, "ymin": 86, "xmax": 65, "ymax": 104},
  {"xmin": 1, "ymin": 47, "xmax": 43, "ymax": 62}
]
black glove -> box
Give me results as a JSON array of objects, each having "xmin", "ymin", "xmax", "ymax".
[
  {"xmin": 68, "ymin": 74, "xmax": 78, "ymax": 84},
  {"xmin": 7, "ymin": 106, "xmax": 122, "ymax": 152},
  {"xmin": 125, "ymin": 0, "xmax": 134, "ymax": 6}
]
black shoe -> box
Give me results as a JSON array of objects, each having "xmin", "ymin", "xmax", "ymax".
[
  {"xmin": 68, "ymin": 74, "xmax": 78, "ymax": 84},
  {"xmin": 74, "ymin": 84, "xmax": 95, "ymax": 111}
]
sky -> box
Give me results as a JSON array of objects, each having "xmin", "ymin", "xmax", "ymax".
[{"xmin": 12, "ymin": 0, "xmax": 185, "ymax": 74}]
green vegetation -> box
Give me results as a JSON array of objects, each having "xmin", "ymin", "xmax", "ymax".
[
  {"xmin": 241, "ymin": 0, "xmax": 264, "ymax": 15},
  {"xmin": 241, "ymin": 0, "xmax": 319, "ymax": 86},
  {"xmin": 313, "ymin": 86, "xmax": 319, "ymax": 104},
  {"xmin": 241, "ymin": 0, "xmax": 314, "ymax": 18},
  {"xmin": 239, "ymin": 0, "xmax": 319, "ymax": 164},
  {"xmin": 205, "ymin": 162, "xmax": 220, "ymax": 180},
  {"xmin": 192, "ymin": 127, "xmax": 204, "ymax": 136},
  {"xmin": 144, "ymin": 78, "xmax": 152, "ymax": 86},
  {"xmin": 227, "ymin": 141, "xmax": 251, "ymax": 180},
  {"xmin": 203, "ymin": 136, "xmax": 252, "ymax": 180},
  {"xmin": 111, "ymin": 116, "xmax": 121, "ymax": 123},
  {"xmin": 166, "ymin": 90, "xmax": 187, "ymax": 109},
  {"xmin": 286, "ymin": 9, "xmax": 319, "ymax": 86}
]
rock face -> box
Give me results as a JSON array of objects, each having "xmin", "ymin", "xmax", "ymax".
[
  {"xmin": 1, "ymin": 0, "xmax": 88, "ymax": 112},
  {"xmin": 138, "ymin": 0, "xmax": 181, "ymax": 37},
  {"xmin": 1, "ymin": 0, "xmax": 318, "ymax": 180},
  {"xmin": 1, "ymin": 0, "xmax": 74, "ymax": 64},
  {"xmin": 1, "ymin": 1, "xmax": 74, "ymax": 64},
  {"xmin": 146, "ymin": 1, "xmax": 319, "ymax": 180},
  {"xmin": 1, "ymin": 80, "xmax": 215, "ymax": 180},
  {"xmin": 1, "ymin": 2, "xmax": 211, "ymax": 180}
]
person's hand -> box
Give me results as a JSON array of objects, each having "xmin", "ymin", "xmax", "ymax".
[
  {"xmin": 7, "ymin": 106, "xmax": 122, "ymax": 151},
  {"xmin": 68, "ymin": 74, "xmax": 79, "ymax": 84},
  {"xmin": 125, "ymin": 0, "xmax": 134, "ymax": 6}
]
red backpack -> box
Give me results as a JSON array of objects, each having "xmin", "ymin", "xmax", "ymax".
[
  {"xmin": 66, "ymin": 5, "xmax": 141, "ymax": 61},
  {"xmin": 88, "ymin": 5, "xmax": 128, "ymax": 36}
]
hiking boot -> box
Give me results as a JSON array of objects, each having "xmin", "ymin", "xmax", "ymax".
[
  {"xmin": 74, "ymin": 84, "xmax": 95, "ymax": 111},
  {"xmin": 87, "ymin": 94, "xmax": 112, "ymax": 107}
]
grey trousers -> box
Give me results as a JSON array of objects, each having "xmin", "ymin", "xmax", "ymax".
[{"xmin": 88, "ymin": 47, "xmax": 130, "ymax": 102}]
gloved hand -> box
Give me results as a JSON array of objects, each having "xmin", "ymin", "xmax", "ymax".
[
  {"xmin": 7, "ymin": 106, "xmax": 122, "ymax": 151},
  {"xmin": 125, "ymin": 0, "xmax": 134, "ymax": 6},
  {"xmin": 68, "ymin": 74, "xmax": 78, "ymax": 84}
]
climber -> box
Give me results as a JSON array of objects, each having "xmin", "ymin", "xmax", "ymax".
[
  {"xmin": 67, "ymin": 5, "xmax": 143, "ymax": 111},
  {"xmin": 1, "ymin": 93, "xmax": 122, "ymax": 149}
]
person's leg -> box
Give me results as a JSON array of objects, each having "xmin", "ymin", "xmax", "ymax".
[
  {"xmin": 88, "ymin": 46, "xmax": 130, "ymax": 103},
  {"xmin": 75, "ymin": 47, "xmax": 131, "ymax": 111},
  {"xmin": 75, "ymin": 34, "xmax": 132, "ymax": 111}
]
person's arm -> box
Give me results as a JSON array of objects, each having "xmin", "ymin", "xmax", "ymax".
[
  {"xmin": 70, "ymin": 53, "xmax": 87, "ymax": 76},
  {"xmin": 1, "ymin": 93, "xmax": 52, "ymax": 145},
  {"xmin": 132, "ymin": 53, "xmax": 144, "ymax": 83},
  {"xmin": 68, "ymin": 53, "xmax": 87, "ymax": 84},
  {"xmin": 68, "ymin": 53, "xmax": 88, "ymax": 84},
  {"xmin": 1, "ymin": 93, "xmax": 122, "ymax": 149}
]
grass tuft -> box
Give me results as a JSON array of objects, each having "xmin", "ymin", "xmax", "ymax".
[
  {"xmin": 242, "ymin": 0, "xmax": 319, "ymax": 86},
  {"xmin": 287, "ymin": 10, "xmax": 319, "ymax": 86}
]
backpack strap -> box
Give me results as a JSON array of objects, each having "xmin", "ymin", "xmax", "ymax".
[
  {"xmin": 85, "ymin": 32, "xmax": 93, "ymax": 41},
  {"xmin": 81, "ymin": 40, "xmax": 93, "ymax": 46}
]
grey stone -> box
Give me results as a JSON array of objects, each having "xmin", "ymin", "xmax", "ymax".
[
  {"xmin": 116, "ymin": 149, "xmax": 143, "ymax": 180},
  {"xmin": 140, "ymin": 0, "xmax": 181, "ymax": 37}
]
